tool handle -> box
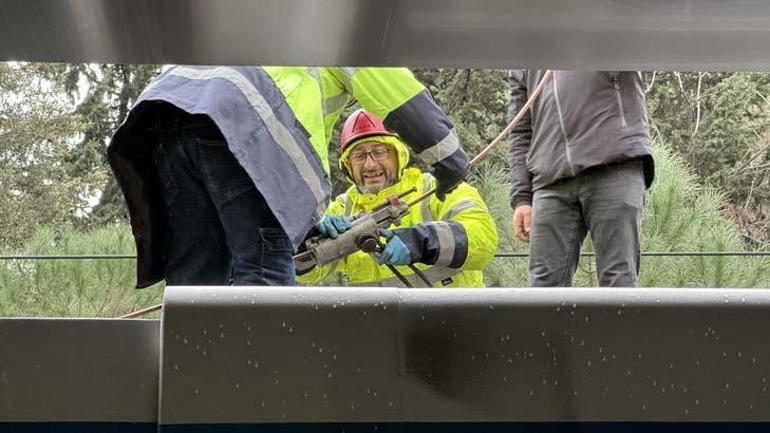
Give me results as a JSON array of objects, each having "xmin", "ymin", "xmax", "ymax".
[{"xmin": 408, "ymin": 264, "xmax": 433, "ymax": 287}]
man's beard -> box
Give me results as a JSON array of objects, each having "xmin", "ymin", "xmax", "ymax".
[{"xmin": 357, "ymin": 170, "xmax": 397, "ymax": 194}]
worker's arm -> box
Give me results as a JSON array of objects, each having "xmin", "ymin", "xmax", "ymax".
[
  {"xmin": 331, "ymin": 67, "xmax": 470, "ymax": 200},
  {"xmin": 383, "ymin": 178, "xmax": 498, "ymax": 270},
  {"xmin": 507, "ymin": 70, "xmax": 535, "ymax": 242},
  {"xmin": 508, "ymin": 70, "xmax": 534, "ymax": 210},
  {"xmin": 432, "ymin": 181, "xmax": 498, "ymax": 271}
]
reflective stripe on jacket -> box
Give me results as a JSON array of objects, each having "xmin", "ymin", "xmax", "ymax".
[
  {"xmin": 265, "ymin": 67, "xmax": 464, "ymax": 173},
  {"xmin": 297, "ymin": 168, "xmax": 498, "ymax": 288},
  {"xmin": 109, "ymin": 66, "xmax": 460, "ymax": 288}
]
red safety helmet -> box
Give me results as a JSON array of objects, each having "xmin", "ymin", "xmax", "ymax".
[{"xmin": 339, "ymin": 109, "xmax": 398, "ymax": 153}]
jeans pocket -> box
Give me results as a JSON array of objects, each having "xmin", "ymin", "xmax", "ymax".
[
  {"xmin": 260, "ymin": 228, "xmax": 293, "ymax": 253},
  {"xmin": 197, "ymin": 138, "xmax": 255, "ymax": 200}
]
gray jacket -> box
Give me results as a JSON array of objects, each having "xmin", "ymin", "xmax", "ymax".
[{"xmin": 508, "ymin": 70, "xmax": 654, "ymax": 209}]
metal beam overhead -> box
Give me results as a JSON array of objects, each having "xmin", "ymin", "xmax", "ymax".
[{"xmin": 2, "ymin": 0, "xmax": 770, "ymax": 69}]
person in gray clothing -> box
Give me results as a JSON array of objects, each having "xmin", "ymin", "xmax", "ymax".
[{"xmin": 508, "ymin": 71, "xmax": 655, "ymax": 287}]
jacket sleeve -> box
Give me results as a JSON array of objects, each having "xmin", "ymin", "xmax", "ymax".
[
  {"xmin": 393, "ymin": 179, "xmax": 498, "ymax": 271},
  {"xmin": 508, "ymin": 70, "xmax": 534, "ymax": 209},
  {"xmin": 295, "ymin": 196, "xmax": 348, "ymax": 285},
  {"xmin": 331, "ymin": 67, "xmax": 468, "ymax": 173}
]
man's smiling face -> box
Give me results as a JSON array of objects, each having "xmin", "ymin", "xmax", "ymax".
[{"xmin": 348, "ymin": 140, "xmax": 398, "ymax": 194}]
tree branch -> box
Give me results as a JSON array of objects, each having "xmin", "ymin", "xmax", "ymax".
[
  {"xmin": 692, "ymin": 72, "xmax": 705, "ymax": 137},
  {"xmin": 645, "ymin": 71, "xmax": 657, "ymax": 94}
]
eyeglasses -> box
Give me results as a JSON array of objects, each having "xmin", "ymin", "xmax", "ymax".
[{"xmin": 348, "ymin": 147, "xmax": 391, "ymax": 164}]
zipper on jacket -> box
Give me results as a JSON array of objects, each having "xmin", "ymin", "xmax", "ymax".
[
  {"xmin": 610, "ymin": 72, "xmax": 628, "ymax": 128},
  {"xmin": 551, "ymin": 73, "xmax": 575, "ymax": 176}
]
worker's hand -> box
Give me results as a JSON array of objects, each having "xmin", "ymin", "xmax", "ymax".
[
  {"xmin": 433, "ymin": 148, "xmax": 470, "ymax": 201},
  {"xmin": 315, "ymin": 215, "xmax": 351, "ymax": 239},
  {"xmin": 376, "ymin": 229, "xmax": 412, "ymax": 266},
  {"xmin": 512, "ymin": 205, "xmax": 532, "ymax": 242}
]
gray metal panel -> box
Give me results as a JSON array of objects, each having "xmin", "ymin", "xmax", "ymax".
[
  {"xmin": 160, "ymin": 287, "xmax": 770, "ymax": 425},
  {"xmin": 3, "ymin": 0, "xmax": 770, "ymax": 69},
  {"xmin": 160, "ymin": 287, "xmax": 402, "ymax": 424},
  {"xmin": 0, "ymin": 318, "xmax": 160, "ymax": 423}
]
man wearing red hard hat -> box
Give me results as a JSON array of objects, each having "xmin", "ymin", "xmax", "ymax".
[{"xmin": 300, "ymin": 110, "xmax": 498, "ymax": 287}]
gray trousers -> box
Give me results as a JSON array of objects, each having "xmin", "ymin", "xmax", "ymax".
[{"xmin": 529, "ymin": 160, "xmax": 646, "ymax": 287}]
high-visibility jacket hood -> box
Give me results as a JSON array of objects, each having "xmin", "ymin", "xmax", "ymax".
[{"xmin": 339, "ymin": 134, "xmax": 411, "ymax": 185}]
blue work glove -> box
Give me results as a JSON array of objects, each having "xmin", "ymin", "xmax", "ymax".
[
  {"xmin": 376, "ymin": 229, "xmax": 412, "ymax": 266},
  {"xmin": 315, "ymin": 215, "xmax": 351, "ymax": 239}
]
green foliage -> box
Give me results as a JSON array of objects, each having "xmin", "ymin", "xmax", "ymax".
[
  {"xmin": 646, "ymin": 72, "xmax": 770, "ymax": 246},
  {"xmin": 0, "ymin": 224, "xmax": 163, "ymax": 317},
  {"xmin": 0, "ymin": 63, "xmax": 162, "ymax": 247},
  {"xmin": 646, "ymin": 72, "xmax": 770, "ymax": 178},
  {"xmin": 0, "ymin": 63, "xmax": 91, "ymax": 248},
  {"xmin": 471, "ymin": 165, "xmax": 528, "ymax": 287},
  {"xmin": 640, "ymin": 141, "xmax": 770, "ymax": 287},
  {"xmin": 414, "ymin": 69, "xmax": 511, "ymax": 169}
]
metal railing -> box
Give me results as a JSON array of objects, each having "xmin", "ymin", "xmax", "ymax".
[{"xmin": 1, "ymin": 252, "xmax": 769, "ymax": 260}]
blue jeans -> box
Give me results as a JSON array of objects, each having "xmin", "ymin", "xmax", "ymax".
[{"xmin": 154, "ymin": 114, "xmax": 295, "ymax": 286}]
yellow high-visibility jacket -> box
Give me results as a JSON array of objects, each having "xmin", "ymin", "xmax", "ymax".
[
  {"xmin": 298, "ymin": 167, "xmax": 499, "ymax": 287},
  {"xmin": 264, "ymin": 67, "xmax": 455, "ymax": 175}
]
